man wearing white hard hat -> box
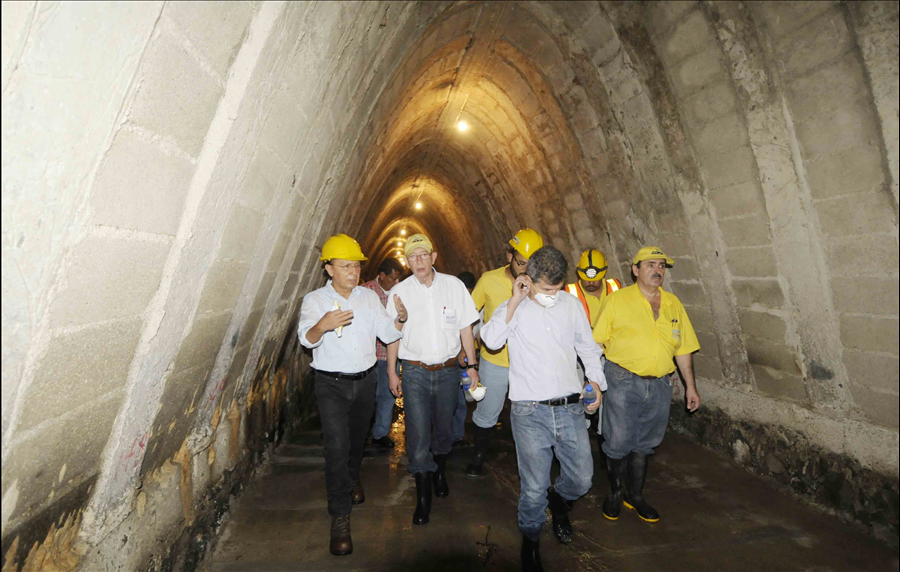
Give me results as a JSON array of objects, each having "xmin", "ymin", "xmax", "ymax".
[{"xmin": 298, "ymin": 234, "xmax": 408, "ymax": 556}]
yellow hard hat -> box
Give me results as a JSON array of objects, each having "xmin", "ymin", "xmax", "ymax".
[
  {"xmin": 320, "ymin": 234, "xmax": 368, "ymax": 262},
  {"xmin": 576, "ymin": 249, "xmax": 608, "ymax": 281},
  {"xmin": 509, "ymin": 228, "xmax": 544, "ymax": 259}
]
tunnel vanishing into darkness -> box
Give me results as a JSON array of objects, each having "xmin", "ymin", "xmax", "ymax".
[{"xmin": 1, "ymin": 1, "xmax": 898, "ymax": 569}]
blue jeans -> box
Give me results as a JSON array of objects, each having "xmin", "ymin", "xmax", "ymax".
[
  {"xmin": 372, "ymin": 360, "xmax": 396, "ymax": 440},
  {"xmin": 452, "ymin": 387, "xmax": 467, "ymax": 442},
  {"xmin": 601, "ymin": 360, "xmax": 673, "ymax": 459},
  {"xmin": 510, "ymin": 400, "xmax": 594, "ymax": 540},
  {"xmin": 401, "ymin": 362, "xmax": 458, "ymax": 474},
  {"xmin": 472, "ymin": 359, "xmax": 509, "ymax": 428}
]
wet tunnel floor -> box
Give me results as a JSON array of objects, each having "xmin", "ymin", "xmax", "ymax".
[{"xmin": 204, "ymin": 401, "xmax": 898, "ymax": 572}]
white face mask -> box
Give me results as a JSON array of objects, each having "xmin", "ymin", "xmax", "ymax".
[{"xmin": 534, "ymin": 292, "xmax": 559, "ymax": 308}]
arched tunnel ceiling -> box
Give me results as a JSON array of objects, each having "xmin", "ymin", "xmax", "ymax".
[
  {"xmin": 1, "ymin": 1, "xmax": 898, "ymax": 567},
  {"xmin": 346, "ymin": 1, "xmax": 620, "ymax": 278}
]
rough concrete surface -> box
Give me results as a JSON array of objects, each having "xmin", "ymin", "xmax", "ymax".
[
  {"xmin": 205, "ymin": 403, "xmax": 898, "ymax": 571},
  {"xmin": 1, "ymin": 1, "xmax": 897, "ymax": 570}
]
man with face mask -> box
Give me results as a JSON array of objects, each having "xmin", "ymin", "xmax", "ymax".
[
  {"xmin": 592, "ymin": 246, "xmax": 701, "ymax": 525},
  {"xmin": 481, "ymin": 246, "xmax": 605, "ymax": 572},
  {"xmin": 297, "ymin": 234, "xmax": 408, "ymax": 556},
  {"xmin": 466, "ymin": 229, "xmax": 543, "ymax": 477}
]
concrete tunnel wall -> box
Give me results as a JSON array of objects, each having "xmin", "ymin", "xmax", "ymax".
[{"xmin": 1, "ymin": 1, "xmax": 897, "ymax": 568}]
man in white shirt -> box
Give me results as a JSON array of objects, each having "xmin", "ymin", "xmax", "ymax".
[
  {"xmin": 297, "ymin": 234, "xmax": 407, "ymax": 556},
  {"xmin": 386, "ymin": 234, "xmax": 480, "ymax": 526},
  {"xmin": 481, "ymin": 246, "xmax": 605, "ymax": 572}
]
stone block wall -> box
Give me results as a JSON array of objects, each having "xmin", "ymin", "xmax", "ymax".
[{"xmin": 1, "ymin": 1, "xmax": 896, "ymax": 569}]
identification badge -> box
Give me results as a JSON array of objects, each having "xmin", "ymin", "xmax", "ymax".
[{"xmin": 442, "ymin": 308, "xmax": 457, "ymax": 330}]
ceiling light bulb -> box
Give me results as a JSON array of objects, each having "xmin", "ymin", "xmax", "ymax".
[
  {"xmin": 397, "ymin": 241, "xmax": 402, "ymax": 246},
  {"xmin": 400, "ymin": 229, "xmax": 406, "ymax": 235},
  {"xmin": 415, "ymin": 202, "xmax": 422, "ymax": 210},
  {"xmin": 457, "ymin": 120, "xmax": 468, "ymax": 131}
]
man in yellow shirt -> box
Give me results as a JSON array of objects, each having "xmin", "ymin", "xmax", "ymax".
[
  {"xmin": 592, "ymin": 246, "xmax": 701, "ymax": 524},
  {"xmin": 466, "ymin": 228, "xmax": 543, "ymax": 477}
]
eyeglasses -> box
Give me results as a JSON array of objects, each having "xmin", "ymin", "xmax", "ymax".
[
  {"xmin": 406, "ymin": 253, "xmax": 432, "ymax": 262},
  {"xmin": 334, "ymin": 262, "xmax": 361, "ymax": 271},
  {"xmin": 511, "ymin": 257, "xmax": 527, "ymax": 267}
]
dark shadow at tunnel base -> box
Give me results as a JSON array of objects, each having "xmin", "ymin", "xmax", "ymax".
[{"xmin": 204, "ymin": 400, "xmax": 898, "ymax": 572}]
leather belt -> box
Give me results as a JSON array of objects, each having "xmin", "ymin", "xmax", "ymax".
[
  {"xmin": 609, "ymin": 360, "xmax": 666, "ymax": 380},
  {"xmin": 538, "ymin": 393, "xmax": 582, "ymax": 406},
  {"xmin": 316, "ymin": 365, "xmax": 376, "ymax": 380},
  {"xmin": 403, "ymin": 357, "xmax": 458, "ymax": 371}
]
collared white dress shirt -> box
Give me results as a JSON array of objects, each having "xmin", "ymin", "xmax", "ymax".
[
  {"xmin": 481, "ymin": 292, "xmax": 606, "ymax": 401},
  {"xmin": 298, "ymin": 280, "xmax": 402, "ymax": 373},
  {"xmin": 387, "ymin": 270, "xmax": 479, "ymax": 365}
]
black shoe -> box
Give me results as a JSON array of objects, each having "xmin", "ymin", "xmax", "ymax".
[
  {"xmin": 465, "ymin": 425, "xmax": 491, "ymax": 477},
  {"xmin": 623, "ymin": 452, "xmax": 660, "ymax": 522},
  {"xmin": 350, "ymin": 481, "xmax": 365, "ymax": 505},
  {"xmin": 329, "ymin": 515, "xmax": 352, "ymax": 556},
  {"xmin": 433, "ymin": 454, "xmax": 450, "ymax": 498},
  {"xmin": 602, "ymin": 456, "xmax": 627, "ymax": 521},
  {"xmin": 372, "ymin": 436, "xmax": 395, "ymax": 449},
  {"xmin": 413, "ymin": 472, "xmax": 432, "ymax": 525},
  {"xmin": 520, "ymin": 534, "xmax": 543, "ymax": 572},
  {"xmin": 452, "ymin": 439, "xmax": 472, "ymax": 449},
  {"xmin": 547, "ymin": 489, "xmax": 574, "ymax": 544}
]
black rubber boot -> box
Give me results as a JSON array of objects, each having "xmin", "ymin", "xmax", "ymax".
[
  {"xmin": 413, "ymin": 472, "xmax": 433, "ymax": 525},
  {"xmin": 602, "ymin": 456, "xmax": 627, "ymax": 520},
  {"xmin": 466, "ymin": 425, "xmax": 491, "ymax": 477},
  {"xmin": 623, "ymin": 452, "xmax": 659, "ymax": 522},
  {"xmin": 433, "ymin": 454, "xmax": 449, "ymax": 498},
  {"xmin": 547, "ymin": 488, "xmax": 574, "ymax": 544},
  {"xmin": 520, "ymin": 534, "xmax": 544, "ymax": 572}
]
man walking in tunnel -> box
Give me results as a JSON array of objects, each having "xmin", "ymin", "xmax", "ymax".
[
  {"xmin": 566, "ymin": 248, "xmax": 621, "ymax": 435},
  {"xmin": 593, "ymin": 246, "xmax": 701, "ymax": 524},
  {"xmin": 481, "ymin": 246, "xmax": 604, "ymax": 572},
  {"xmin": 297, "ymin": 234, "xmax": 408, "ymax": 556},
  {"xmin": 362, "ymin": 258, "xmax": 404, "ymax": 449},
  {"xmin": 386, "ymin": 233, "xmax": 480, "ymax": 525},
  {"xmin": 466, "ymin": 228, "xmax": 544, "ymax": 477}
]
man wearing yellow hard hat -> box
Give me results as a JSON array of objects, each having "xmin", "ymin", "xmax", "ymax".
[
  {"xmin": 566, "ymin": 248, "xmax": 622, "ymax": 437},
  {"xmin": 592, "ymin": 246, "xmax": 701, "ymax": 525},
  {"xmin": 297, "ymin": 234, "xmax": 408, "ymax": 556},
  {"xmin": 566, "ymin": 249, "xmax": 621, "ymax": 329},
  {"xmin": 465, "ymin": 228, "xmax": 544, "ymax": 478}
]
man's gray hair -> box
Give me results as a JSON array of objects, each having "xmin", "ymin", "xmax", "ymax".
[{"xmin": 526, "ymin": 246, "xmax": 568, "ymax": 286}]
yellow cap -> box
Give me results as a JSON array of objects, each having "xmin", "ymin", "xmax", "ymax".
[
  {"xmin": 509, "ymin": 228, "xmax": 544, "ymax": 259},
  {"xmin": 404, "ymin": 233, "xmax": 433, "ymax": 256},
  {"xmin": 576, "ymin": 249, "xmax": 608, "ymax": 281},
  {"xmin": 320, "ymin": 234, "xmax": 368, "ymax": 262},
  {"xmin": 632, "ymin": 246, "xmax": 674, "ymax": 267}
]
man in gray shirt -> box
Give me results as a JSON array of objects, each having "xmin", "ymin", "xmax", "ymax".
[{"xmin": 481, "ymin": 246, "xmax": 605, "ymax": 572}]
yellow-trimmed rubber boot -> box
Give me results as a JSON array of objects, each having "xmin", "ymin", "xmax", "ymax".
[
  {"xmin": 623, "ymin": 452, "xmax": 660, "ymax": 522},
  {"xmin": 602, "ymin": 456, "xmax": 627, "ymax": 520}
]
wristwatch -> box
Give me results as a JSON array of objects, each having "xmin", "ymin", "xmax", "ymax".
[
  {"xmin": 465, "ymin": 363, "xmax": 479, "ymax": 371},
  {"xmin": 398, "ymin": 316, "xmax": 407, "ymax": 323}
]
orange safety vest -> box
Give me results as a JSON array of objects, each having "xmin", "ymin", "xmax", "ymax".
[
  {"xmin": 566, "ymin": 279, "xmax": 622, "ymax": 322},
  {"xmin": 566, "ymin": 283, "xmax": 591, "ymax": 321}
]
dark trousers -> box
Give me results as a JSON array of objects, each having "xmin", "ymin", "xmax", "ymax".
[
  {"xmin": 314, "ymin": 369, "xmax": 376, "ymax": 517},
  {"xmin": 401, "ymin": 362, "xmax": 458, "ymax": 474}
]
